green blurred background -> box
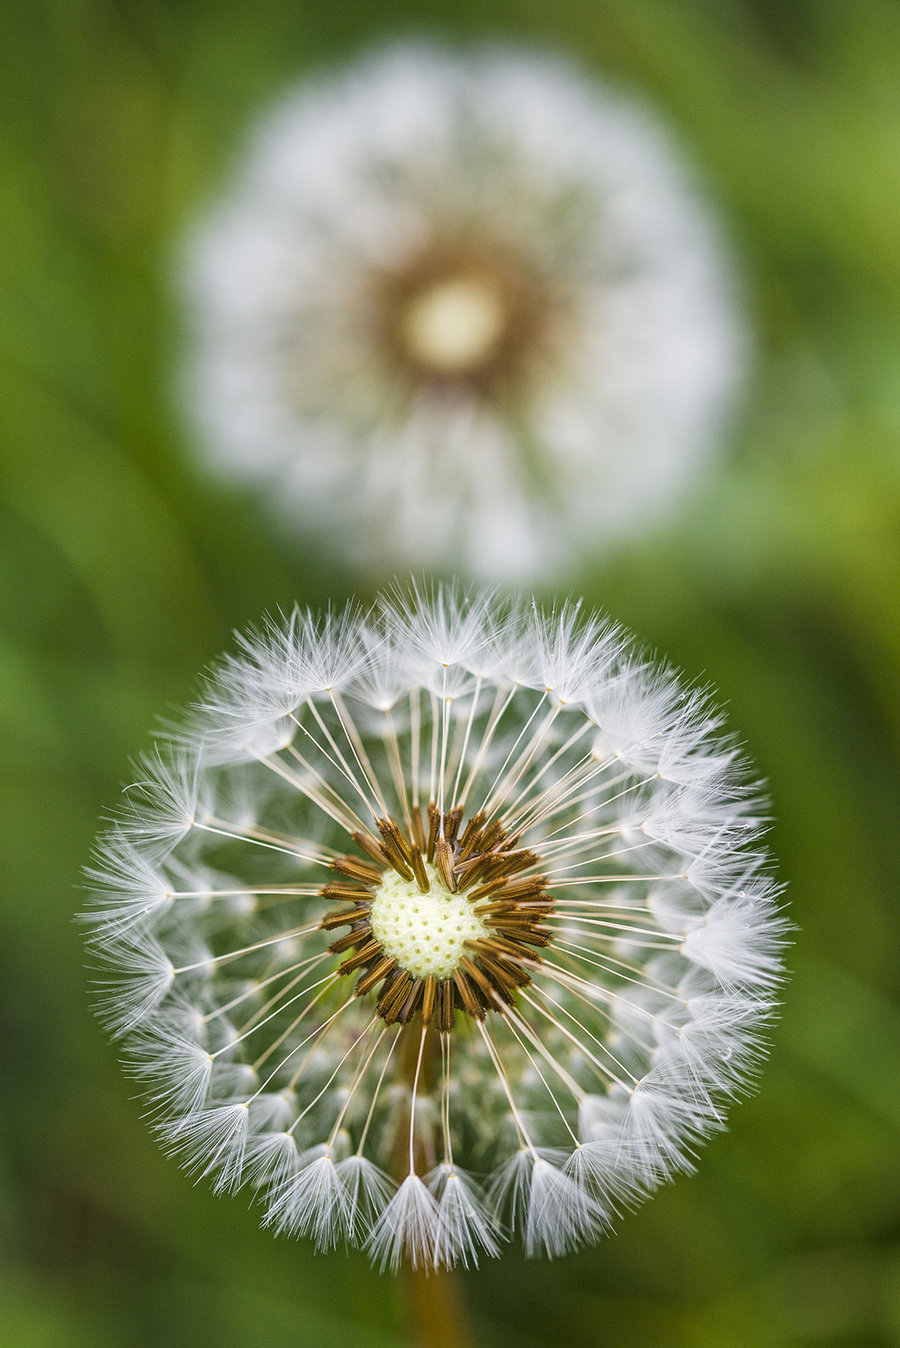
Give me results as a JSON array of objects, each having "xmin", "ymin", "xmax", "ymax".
[{"xmin": 2, "ymin": 1, "xmax": 899, "ymax": 1344}]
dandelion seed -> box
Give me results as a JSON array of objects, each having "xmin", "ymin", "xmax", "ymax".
[
  {"xmin": 179, "ymin": 43, "xmax": 745, "ymax": 580},
  {"xmin": 83, "ymin": 583, "xmax": 786, "ymax": 1266}
]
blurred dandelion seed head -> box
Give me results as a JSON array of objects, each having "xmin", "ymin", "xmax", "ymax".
[
  {"xmin": 179, "ymin": 44, "xmax": 746, "ymax": 579},
  {"xmin": 83, "ymin": 583, "xmax": 786, "ymax": 1269}
]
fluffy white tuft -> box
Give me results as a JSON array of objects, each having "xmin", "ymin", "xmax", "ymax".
[
  {"xmin": 93, "ymin": 938, "xmax": 175, "ymax": 1039},
  {"xmin": 264, "ymin": 1146, "xmax": 351, "ymax": 1248},
  {"xmin": 364, "ymin": 1173, "xmax": 440, "ymax": 1272},
  {"xmin": 161, "ymin": 1102, "xmax": 250, "ymax": 1194},
  {"xmin": 428, "ymin": 1165, "xmax": 501, "ymax": 1269},
  {"xmin": 681, "ymin": 888, "xmax": 789, "ymax": 989},
  {"xmin": 336, "ymin": 1155, "xmax": 396, "ymax": 1241}
]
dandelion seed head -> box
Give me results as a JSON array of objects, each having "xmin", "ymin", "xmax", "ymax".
[
  {"xmin": 179, "ymin": 43, "xmax": 745, "ymax": 580},
  {"xmin": 83, "ymin": 584, "xmax": 786, "ymax": 1267}
]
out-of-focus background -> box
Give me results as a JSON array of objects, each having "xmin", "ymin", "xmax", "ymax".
[{"xmin": 1, "ymin": 1, "xmax": 899, "ymax": 1344}]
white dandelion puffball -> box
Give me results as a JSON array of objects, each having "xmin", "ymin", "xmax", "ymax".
[
  {"xmin": 84, "ymin": 584, "xmax": 786, "ymax": 1269},
  {"xmin": 179, "ymin": 44, "xmax": 746, "ymax": 579}
]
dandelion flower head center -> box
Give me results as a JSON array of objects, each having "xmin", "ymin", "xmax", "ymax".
[
  {"xmin": 374, "ymin": 241, "xmax": 557, "ymax": 396},
  {"xmin": 400, "ymin": 275, "xmax": 506, "ymax": 375},
  {"xmin": 323, "ymin": 810, "xmax": 550, "ymax": 1028},
  {"xmin": 369, "ymin": 864, "xmax": 490, "ymax": 980}
]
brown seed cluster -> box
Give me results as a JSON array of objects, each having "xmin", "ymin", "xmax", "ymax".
[
  {"xmin": 319, "ymin": 806, "xmax": 553, "ymax": 1029},
  {"xmin": 367, "ymin": 237, "xmax": 565, "ymax": 397}
]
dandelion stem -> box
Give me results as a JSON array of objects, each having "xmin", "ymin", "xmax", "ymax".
[{"xmin": 403, "ymin": 1266, "xmax": 475, "ymax": 1348}]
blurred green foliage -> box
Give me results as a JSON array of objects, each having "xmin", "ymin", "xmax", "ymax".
[{"xmin": 1, "ymin": 1, "xmax": 899, "ymax": 1344}]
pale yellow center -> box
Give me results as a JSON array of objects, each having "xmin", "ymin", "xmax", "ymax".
[
  {"xmin": 401, "ymin": 277, "xmax": 506, "ymax": 374},
  {"xmin": 369, "ymin": 864, "xmax": 489, "ymax": 980}
]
